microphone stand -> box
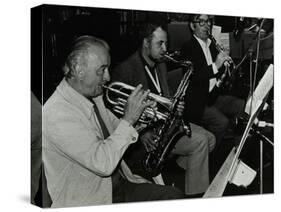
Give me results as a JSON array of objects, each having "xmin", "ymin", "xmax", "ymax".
[
  {"xmin": 238, "ymin": 18, "xmax": 272, "ymax": 194},
  {"xmin": 237, "ymin": 19, "xmax": 266, "ymax": 116},
  {"xmin": 251, "ymin": 18, "xmax": 261, "ymax": 194},
  {"xmin": 254, "ymin": 19, "xmax": 265, "ymax": 194},
  {"xmin": 248, "ymin": 48, "xmax": 254, "ymax": 116},
  {"xmin": 235, "ymin": 18, "xmax": 267, "ymax": 74},
  {"xmin": 250, "ymin": 122, "xmax": 274, "ymax": 194}
]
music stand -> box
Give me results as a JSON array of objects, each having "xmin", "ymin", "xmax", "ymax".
[{"xmin": 204, "ymin": 64, "xmax": 273, "ymax": 197}]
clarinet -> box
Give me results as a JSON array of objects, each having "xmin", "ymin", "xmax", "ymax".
[{"xmin": 208, "ymin": 33, "xmax": 234, "ymax": 88}]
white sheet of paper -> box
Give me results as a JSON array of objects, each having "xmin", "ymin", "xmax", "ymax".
[
  {"xmin": 212, "ymin": 25, "xmax": 222, "ymax": 42},
  {"xmin": 219, "ymin": 33, "xmax": 230, "ymax": 53},
  {"xmin": 245, "ymin": 64, "xmax": 274, "ymax": 115},
  {"xmin": 229, "ymin": 160, "xmax": 257, "ymax": 188}
]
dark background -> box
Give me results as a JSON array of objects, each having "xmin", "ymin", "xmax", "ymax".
[{"xmin": 31, "ymin": 4, "xmax": 273, "ymax": 103}]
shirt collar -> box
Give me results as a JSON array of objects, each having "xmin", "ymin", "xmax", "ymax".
[
  {"xmin": 194, "ymin": 34, "xmax": 211, "ymax": 48},
  {"xmin": 56, "ymin": 78, "xmax": 96, "ymax": 119}
]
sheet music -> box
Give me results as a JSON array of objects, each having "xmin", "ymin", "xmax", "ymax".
[
  {"xmin": 219, "ymin": 33, "xmax": 230, "ymax": 54},
  {"xmin": 245, "ymin": 64, "xmax": 273, "ymax": 115},
  {"xmin": 212, "ymin": 26, "xmax": 230, "ymax": 53},
  {"xmin": 211, "ymin": 25, "xmax": 221, "ymax": 42}
]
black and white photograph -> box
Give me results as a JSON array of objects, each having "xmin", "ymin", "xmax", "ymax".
[
  {"xmin": 2, "ymin": 0, "xmax": 278, "ymax": 211},
  {"xmin": 30, "ymin": 3, "xmax": 274, "ymax": 208}
]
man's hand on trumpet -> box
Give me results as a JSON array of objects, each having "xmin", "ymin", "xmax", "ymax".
[{"xmin": 123, "ymin": 84, "xmax": 155, "ymax": 125}]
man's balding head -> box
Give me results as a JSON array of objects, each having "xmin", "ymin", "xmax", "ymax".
[
  {"xmin": 63, "ymin": 36, "xmax": 110, "ymax": 79},
  {"xmin": 64, "ymin": 35, "xmax": 111, "ymax": 98}
]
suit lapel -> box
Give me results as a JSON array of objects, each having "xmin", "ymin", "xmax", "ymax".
[
  {"xmin": 210, "ymin": 42, "xmax": 219, "ymax": 62},
  {"xmin": 191, "ymin": 36, "xmax": 209, "ymax": 67},
  {"xmin": 133, "ymin": 52, "xmax": 150, "ymax": 89},
  {"xmin": 133, "ymin": 51, "xmax": 170, "ymax": 96}
]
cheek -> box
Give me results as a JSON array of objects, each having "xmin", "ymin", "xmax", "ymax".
[
  {"xmin": 83, "ymin": 76, "xmax": 93, "ymax": 87},
  {"xmin": 195, "ymin": 29, "xmax": 204, "ymax": 37},
  {"xmin": 83, "ymin": 73, "xmax": 97, "ymax": 89},
  {"xmin": 151, "ymin": 47, "xmax": 161, "ymax": 56}
]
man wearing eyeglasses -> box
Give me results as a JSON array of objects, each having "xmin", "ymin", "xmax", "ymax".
[{"xmin": 181, "ymin": 14, "xmax": 245, "ymax": 151}]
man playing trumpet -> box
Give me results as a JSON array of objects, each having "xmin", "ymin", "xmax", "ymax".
[{"xmin": 42, "ymin": 35, "xmax": 184, "ymax": 207}]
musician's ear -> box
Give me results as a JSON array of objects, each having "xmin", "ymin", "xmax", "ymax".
[
  {"xmin": 76, "ymin": 66, "xmax": 84, "ymax": 80},
  {"xmin": 143, "ymin": 38, "xmax": 149, "ymax": 48},
  {"xmin": 190, "ymin": 22, "xmax": 195, "ymax": 31}
]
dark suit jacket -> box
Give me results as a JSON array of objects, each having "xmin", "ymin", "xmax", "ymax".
[
  {"xmin": 111, "ymin": 50, "xmax": 171, "ymax": 97},
  {"xmin": 181, "ymin": 36, "xmax": 220, "ymax": 124}
]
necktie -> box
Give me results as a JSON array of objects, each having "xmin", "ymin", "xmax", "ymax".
[
  {"xmin": 92, "ymin": 102, "xmax": 124, "ymax": 189},
  {"xmin": 92, "ymin": 103, "xmax": 110, "ymax": 139}
]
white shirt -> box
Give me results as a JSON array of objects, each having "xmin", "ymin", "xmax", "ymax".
[{"xmin": 194, "ymin": 35, "xmax": 218, "ymax": 92}]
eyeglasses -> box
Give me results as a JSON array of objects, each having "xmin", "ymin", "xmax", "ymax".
[{"xmin": 193, "ymin": 19, "xmax": 213, "ymax": 26}]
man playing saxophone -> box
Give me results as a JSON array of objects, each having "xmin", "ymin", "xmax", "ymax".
[{"xmin": 111, "ymin": 19, "xmax": 216, "ymax": 197}]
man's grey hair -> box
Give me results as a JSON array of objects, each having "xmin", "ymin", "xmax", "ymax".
[{"xmin": 63, "ymin": 35, "xmax": 109, "ymax": 79}]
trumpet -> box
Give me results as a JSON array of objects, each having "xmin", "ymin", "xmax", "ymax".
[{"xmin": 103, "ymin": 82, "xmax": 173, "ymax": 124}]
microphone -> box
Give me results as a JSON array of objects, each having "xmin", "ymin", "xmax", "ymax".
[
  {"xmin": 257, "ymin": 121, "xmax": 273, "ymax": 128},
  {"xmin": 254, "ymin": 118, "xmax": 273, "ymax": 128}
]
